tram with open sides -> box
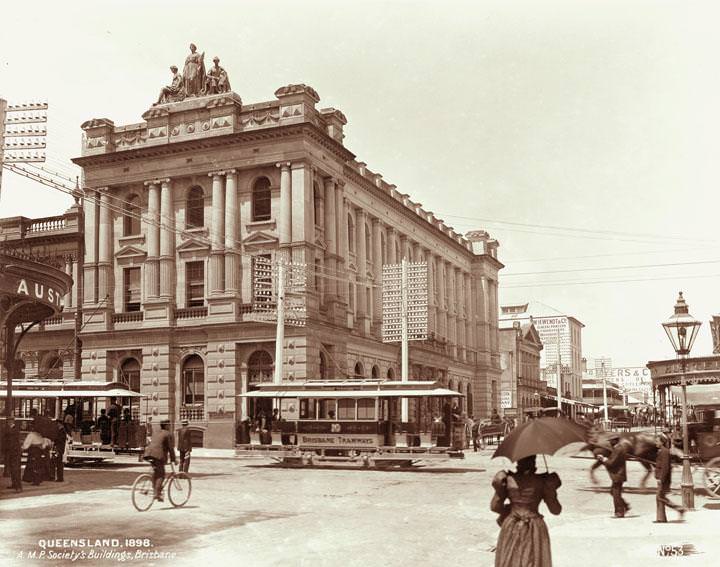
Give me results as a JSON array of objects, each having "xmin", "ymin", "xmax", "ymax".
[
  {"xmin": 236, "ymin": 380, "xmax": 465, "ymax": 467},
  {"xmin": 0, "ymin": 380, "xmax": 147, "ymax": 464}
]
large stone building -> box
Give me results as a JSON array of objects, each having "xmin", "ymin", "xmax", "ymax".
[
  {"xmin": 498, "ymin": 320, "xmax": 544, "ymax": 419},
  {"xmin": 499, "ymin": 303, "xmax": 584, "ymax": 410},
  {"xmin": 3, "ymin": 80, "xmax": 504, "ymax": 447}
]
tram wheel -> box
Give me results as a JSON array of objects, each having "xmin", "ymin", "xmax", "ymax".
[
  {"xmin": 703, "ymin": 456, "xmax": 720, "ymax": 498},
  {"xmin": 131, "ymin": 473, "xmax": 155, "ymax": 512},
  {"xmin": 168, "ymin": 473, "xmax": 192, "ymax": 507}
]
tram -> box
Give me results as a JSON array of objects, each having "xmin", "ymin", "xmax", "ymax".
[
  {"xmin": 0, "ymin": 380, "xmax": 147, "ymax": 464},
  {"xmin": 236, "ymin": 380, "xmax": 466, "ymax": 467}
]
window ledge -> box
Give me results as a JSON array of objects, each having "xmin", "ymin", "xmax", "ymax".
[
  {"xmin": 246, "ymin": 219, "xmax": 276, "ymax": 231},
  {"xmin": 183, "ymin": 226, "xmax": 209, "ymax": 237},
  {"xmin": 118, "ymin": 234, "xmax": 145, "ymax": 246}
]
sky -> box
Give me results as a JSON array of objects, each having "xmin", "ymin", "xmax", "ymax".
[{"xmin": 1, "ymin": 0, "xmax": 719, "ymax": 367}]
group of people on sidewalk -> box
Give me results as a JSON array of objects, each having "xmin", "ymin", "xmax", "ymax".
[
  {"xmin": 490, "ymin": 431, "xmax": 686, "ymax": 566},
  {"xmin": 2, "ymin": 415, "xmax": 68, "ymax": 493}
]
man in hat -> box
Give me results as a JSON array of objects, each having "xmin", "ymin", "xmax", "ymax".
[
  {"xmin": 177, "ymin": 419, "xmax": 192, "ymax": 473},
  {"xmin": 3, "ymin": 417, "xmax": 22, "ymax": 492},
  {"xmin": 53, "ymin": 419, "xmax": 68, "ymax": 482},
  {"xmin": 655, "ymin": 432, "xmax": 685, "ymax": 522},
  {"xmin": 598, "ymin": 437, "xmax": 632, "ymax": 518},
  {"xmin": 142, "ymin": 419, "xmax": 176, "ymax": 501}
]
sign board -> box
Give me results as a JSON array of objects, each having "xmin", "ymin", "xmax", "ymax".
[
  {"xmin": 500, "ymin": 390, "xmax": 512, "ymax": 409},
  {"xmin": 297, "ymin": 434, "xmax": 382, "ymax": 447},
  {"xmin": 382, "ymin": 261, "xmax": 428, "ymax": 342},
  {"xmin": 280, "ymin": 398, "xmax": 299, "ymax": 420},
  {"xmin": 249, "ymin": 257, "xmax": 307, "ymax": 327}
]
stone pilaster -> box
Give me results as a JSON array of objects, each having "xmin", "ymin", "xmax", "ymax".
[
  {"xmin": 82, "ymin": 188, "xmax": 98, "ymax": 306},
  {"xmin": 372, "ymin": 218, "xmax": 383, "ymax": 333},
  {"xmin": 323, "ymin": 177, "xmax": 337, "ymax": 301},
  {"xmin": 209, "ymin": 171, "xmax": 225, "ymax": 295},
  {"xmin": 224, "ymin": 169, "xmax": 239, "ymax": 294},
  {"xmin": 97, "ymin": 189, "xmax": 114, "ymax": 309},
  {"xmin": 159, "ymin": 178, "xmax": 175, "ymax": 301},
  {"xmin": 277, "ymin": 162, "xmax": 292, "ymax": 262},
  {"xmin": 356, "ymin": 208, "xmax": 369, "ymax": 333},
  {"xmin": 144, "ymin": 181, "xmax": 160, "ymax": 301}
]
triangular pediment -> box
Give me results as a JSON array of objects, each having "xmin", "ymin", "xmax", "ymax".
[
  {"xmin": 115, "ymin": 245, "xmax": 146, "ymax": 260},
  {"xmin": 524, "ymin": 324, "xmax": 543, "ymax": 349},
  {"xmin": 242, "ymin": 231, "xmax": 278, "ymax": 249},
  {"xmin": 177, "ymin": 238, "xmax": 211, "ymax": 255}
]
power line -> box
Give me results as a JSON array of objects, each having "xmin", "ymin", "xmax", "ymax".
[
  {"xmin": 502, "ymin": 259, "xmax": 720, "ymax": 277},
  {"xmin": 502, "ymin": 272, "xmax": 720, "ymax": 289}
]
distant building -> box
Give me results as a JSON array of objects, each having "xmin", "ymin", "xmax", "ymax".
[
  {"xmin": 584, "ymin": 356, "xmax": 652, "ymax": 404},
  {"xmin": 500, "ymin": 303, "xmax": 584, "ymax": 409},
  {"xmin": 498, "ymin": 320, "xmax": 545, "ymax": 419},
  {"xmin": 582, "ymin": 378, "xmax": 623, "ymax": 408}
]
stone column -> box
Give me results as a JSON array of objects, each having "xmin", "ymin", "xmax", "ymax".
[
  {"xmin": 426, "ymin": 251, "xmax": 435, "ymax": 336},
  {"xmin": 98, "ymin": 189, "xmax": 114, "ymax": 306},
  {"xmin": 399, "ymin": 234, "xmax": 408, "ymax": 261},
  {"xmin": 447, "ymin": 262, "xmax": 457, "ymax": 357},
  {"xmin": 436, "ymin": 254, "xmax": 446, "ymax": 339},
  {"xmin": 372, "ymin": 218, "xmax": 383, "ymax": 331},
  {"xmin": 159, "ymin": 178, "xmax": 175, "ymax": 300},
  {"xmin": 64, "ymin": 258, "xmax": 73, "ymax": 309},
  {"xmin": 83, "ymin": 189, "xmax": 98, "ymax": 305},
  {"xmin": 478, "ymin": 276, "xmax": 489, "ymax": 353},
  {"xmin": 144, "ymin": 181, "xmax": 160, "ymax": 301},
  {"xmin": 387, "ymin": 228, "xmax": 397, "ymax": 264},
  {"xmin": 323, "ymin": 177, "xmax": 337, "ymax": 300},
  {"xmin": 465, "ymin": 272, "xmax": 474, "ymax": 360},
  {"xmin": 335, "ymin": 183, "xmax": 348, "ymax": 306},
  {"xmin": 356, "ymin": 208, "xmax": 368, "ymax": 326},
  {"xmin": 209, "ymin": 171, "xmax": 225, "ymax": 295},
  {"xmin": 277, "ymin": 162, "xmax": 292, "ymax": 261},
  {"xmin": 413, "ymin": 242, "xmax": 422, "ymax": 263},
  {"xmin": 455, "ymin": 267, "xmax": 465, "ymax": 358},
  {"xmin": 72, "ymin": 258, "xmax": 80, "ymax": 309},
  {"xmin": 224, "ymin": 169, "xmax": 239, "ymax": 294}
]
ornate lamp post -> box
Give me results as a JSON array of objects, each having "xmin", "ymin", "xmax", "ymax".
[{"xmin": 662, "ymin": 291, "xmax": 701, "ymax": 509}]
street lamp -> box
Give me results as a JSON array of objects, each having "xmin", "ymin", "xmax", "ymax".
[{"xmin": 662, "ymin": 291, "xmax": 701, "ymax": 509}]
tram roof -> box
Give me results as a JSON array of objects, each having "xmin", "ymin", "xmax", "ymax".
[
  {"xmin": 0, "ymin": 380, "xmax": 145, "ymax": 398},
  {"xmin": 240, "ymin": 380, "xmax": 463, "ymax": 398}
]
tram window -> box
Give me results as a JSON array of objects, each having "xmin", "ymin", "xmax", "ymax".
[
  {"xmin": 299, "ymin": 399, "xmax": 316, "ymax": 419},
  {"xmin": 338, "ymin": 399, "xmax": 356, "ymax": 420},
  {"xmin": 357, "ymin": 399, "xmax": 375, "ymax": 420},
  {"xmin": 318, "ymin": 399, "xmax": 337, "ymax": 419}
]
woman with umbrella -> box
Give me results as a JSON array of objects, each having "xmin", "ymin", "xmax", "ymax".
[{"xmin": 490, "ymin": 417, "xmax": 587, "ymax": 567}]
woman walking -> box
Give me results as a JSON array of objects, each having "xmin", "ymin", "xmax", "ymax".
[{"xmin": 491, "ymin": 455, "xmax": 562, "ymax": 567}]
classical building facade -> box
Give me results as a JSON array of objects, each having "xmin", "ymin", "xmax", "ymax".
[
  {"xmin": 500, "ymin": 303, "xmax": 584, "ymax": 408},
  {"xmin": 9, "ymin": 83, "xmax": 503, "ymax": 448},
  {"xmin": 498, "ymin": 320, "xmax": 544, "ymax": 419}
]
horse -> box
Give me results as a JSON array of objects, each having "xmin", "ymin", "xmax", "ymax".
[{"xmin": 582, "ymin": 428, "xmax": 682, "ymax": 487}]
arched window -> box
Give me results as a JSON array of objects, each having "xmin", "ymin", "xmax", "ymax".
[
  {"xmin": 319, "ymin": 351, "xmax": 328, "ymax": 380},
  {"xmin": 119, "ymin": 358, "xmax": 141, "ymax": 392},
  {"xmin": 124, "ymin": 194, "xmax": 141, "ymax": 236},
  {"xmin": 371, "ymin": 365, "xmax": 379, "ymax": 380},
  {"xmin": 248, "ymin": 350, "xmax": 273, "ymax": 383},
  {"xmin": 353, "ymin": 361, "xmax": 364, "ymax": 379},
  {"xmin": 186, "ymin": 186, "xmax": 204, "ymax": 228},
  {"xmin": 252, "ymin": 177, "xmax": 271, "ymax": 222},
  {"xmin": 347, "ymin": 214, "xmax": 355, "ymax": 253},
  {"xmin": 44, "ymin": 355, "xmax": 63, "ymax": 380},
  {"xmin": 182, "ymin": 355, "xmax": 205, "ymax": 405},
  {"xmin": 387, "ymin": 367, "xmax": 395, "ymax": 380}
]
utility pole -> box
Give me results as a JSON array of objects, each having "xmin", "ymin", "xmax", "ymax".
[
  {"xmin": 601, "ymin": 361, "xmax": 609, "ymax": 428},
  {"xmin": 556, "ymin": 324, "xmax": 562, "ymax": 413},
  {"xmin": 273, "ymin": 260, "xmax": 286, "ymax": 384}
]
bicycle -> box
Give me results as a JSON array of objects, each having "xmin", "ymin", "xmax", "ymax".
[{"xmin": 131, "ymin": 461, "xmax": 191, "ymax": 511}]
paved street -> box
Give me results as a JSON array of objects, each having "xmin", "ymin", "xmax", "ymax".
[{"xmin": 1, "ymin": 450, "xmax": 717, "ymax": 567}]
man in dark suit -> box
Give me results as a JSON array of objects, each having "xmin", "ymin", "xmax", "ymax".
[
  {"xmin": 599, "ymin": 438, "xmax": 632, "ymax": 517},
  {"xmin": 143, "ymin": 419, "xmax": 176, "ymax": 501},
  {"xmin": 177, "ymin": 419, "xmax": 192, "ymax": 473},
  {"xmin": 3, "ymin": 417, "xmax": 22, "ymax": 492},
  {"xmin": 53, "ymin": 419, "xmax": 67, "ymax": 482},
  {"xmin": 655, "ymin": 432, "xmax": 685, "ymax": 522}
]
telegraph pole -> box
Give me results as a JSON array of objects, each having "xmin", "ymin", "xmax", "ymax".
[{"xmin": 273, "ymin": 261, "xmax": 286, "ymax": 384}]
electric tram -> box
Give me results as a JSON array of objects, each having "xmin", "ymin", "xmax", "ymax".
[
  {"xmin": 0, "ymin": 379, "xmax": 147, "ymax": 464},
  {"xmin": 236, "ymin": 379, "xmax": 465, "ymax": 467}
]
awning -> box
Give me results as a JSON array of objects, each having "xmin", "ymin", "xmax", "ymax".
[
  {"xmin": 240, "ymin": 387, "xmax": 463, "ymax": 399},
  {"xmin": 1, "ymin": 388, "xmax": 146, "ymax": 398}
]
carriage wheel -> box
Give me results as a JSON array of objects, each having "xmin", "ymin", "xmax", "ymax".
[{"xmin": 703, "ymin": 456, "xmax": 720, "ymax": 498}]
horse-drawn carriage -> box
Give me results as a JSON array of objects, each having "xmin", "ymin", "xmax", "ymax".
[{"xmin": 676, "ymin": 404, "xmax": 720, "ymax": 497}]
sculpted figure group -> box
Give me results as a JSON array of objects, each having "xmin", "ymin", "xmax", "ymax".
[{"xmin": 157, "ymin": 43, "xmax": 231, "ymax": 104}]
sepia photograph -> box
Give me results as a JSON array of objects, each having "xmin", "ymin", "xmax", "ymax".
[{"xmin": 0, "ymin": 1, "xmax": 719, "ymax": 565}]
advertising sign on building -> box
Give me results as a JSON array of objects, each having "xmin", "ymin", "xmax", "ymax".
[{"xmin": 500, "ymin": 390, "xmax": 512, "ymax": 409}]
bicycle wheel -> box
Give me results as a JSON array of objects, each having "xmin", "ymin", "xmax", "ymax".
[
  {"xmin": 168, "ymin": 473, "xmax": 192, "ymax": 507},
  {"xmin": 131, "ymin": 473, "xmax": 155, "ymax": 512}
]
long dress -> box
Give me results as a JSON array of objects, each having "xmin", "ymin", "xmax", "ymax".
[
  {"xmin": 184, "ymin": 51, "xmax": 205, "ymax": 96},
  {"xmin": 491, "ymin": 470, "xmax": 562, "ymax": 567}
]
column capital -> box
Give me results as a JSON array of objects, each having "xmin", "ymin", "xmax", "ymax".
[
  {"xmin": 275, "ymin": 161, "xmax": 291, "ymax": 171},
  {"xmin": 225, "ymin": 169, "xmax": 237, "ymax": 175},
  {"xmin": 208, "ymin": 170, "xmax": 226, "ymax": 178},
  {"xmin": 371, "ymin": 216, "xmax": 382, "ymax": 228},
  {"xmin": 143, "ymin": 179, "xmax": 165, "ymax": 187}
]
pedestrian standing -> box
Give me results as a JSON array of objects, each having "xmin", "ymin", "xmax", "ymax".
[
  {"xmin": 53, "ymin": 419, "xmax": 67, "ymax": 482},
  {"xmin": 491, "ymin": 455, "xmax": 562, "ymax": 567},
  {"xmin": 96, "ymin": 409, "xmax": 111, "ymax": 445},
  {"xmin": 599, "ymin": 438, "xmax": 632, "ymax": 518},
  {"xmin": 3, "ymin": 417, "xmax": 22, "ymax": 492},
  {"xmin": 655, "ymin": 433, "xmax": 685, "ymax": 522},
  {"xmin": 21, "ymin": 426, "xmax": 46, "ymax": 486},
  {"xmin": 177, "ymin": 419, "xmax": 192, "ymax": 473}
]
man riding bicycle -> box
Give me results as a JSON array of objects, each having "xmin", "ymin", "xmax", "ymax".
[{"xmin": 143, "ymin": 419, "xmax": 177, "ymax": 502}]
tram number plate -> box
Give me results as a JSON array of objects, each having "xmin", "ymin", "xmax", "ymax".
[{"xmin": 298, "ymin": 434, "xmax": 380, "ymax": 447}]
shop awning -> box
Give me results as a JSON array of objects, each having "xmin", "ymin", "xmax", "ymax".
[{"xmin": 0, "ymin": 387, "xmax": 146, "ymax": 398}]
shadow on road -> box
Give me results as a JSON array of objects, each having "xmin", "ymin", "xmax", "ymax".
[{"xmin": 246, "ymin": 463, "xmax": 486, "ymax": 474}]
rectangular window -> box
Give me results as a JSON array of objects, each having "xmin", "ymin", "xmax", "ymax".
[
  {"xmin": 123, "ymin": 267, "xmax": 141, "ymax": 312},
  {"xmin": 338, "ymin": 399, "xmax": 356, "ymax": 420},
  {"xmin": 186, "ymin": 261, "xmax": 205, "ymax": 307},
  {"xmin": 357, "ymin": 399, "xmax": 375, "ymax": 420},
  {"xmin": 299, "ymin": 399, "xmax": 316, "ymax": 419},
  {"xmin": 318, "ymin": 399, "xmax": 337, "ymax": 419}
]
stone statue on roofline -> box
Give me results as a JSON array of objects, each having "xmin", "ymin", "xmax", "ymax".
[
  {"xmin": 183, "ymin": 43, "xmax": 206, "ymax": 97},
  {"xmin": 205, "ymin": 56, "xmax": 231, "ymax": 94},
  {"xmin": 157, "ymin": 65, "xmax": 185, "ymax": 104}
]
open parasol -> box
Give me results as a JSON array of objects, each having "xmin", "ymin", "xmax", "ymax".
[{"xmin": 492, "ymin": 417, "xmax": 588, "ymax": 462}]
